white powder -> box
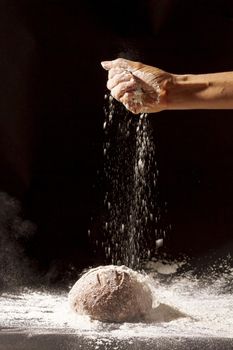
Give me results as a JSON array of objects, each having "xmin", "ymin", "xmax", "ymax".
[
  {"xmin": 0, "ymin": 262, "xmax": 232, "ymax": 338},
  {"xmin": 145, "ymin": 260, "xmax": 185, "ymax": 275},
  {"xmin": 102, "ymin": 95, "xmax": 160, "ymax": 268},
  {"xmin": 125, "ymin": 70, "xmax": 161, "ymax": 106}
]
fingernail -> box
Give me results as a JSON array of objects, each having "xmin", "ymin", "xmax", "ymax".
[{"xmin": 101, "ymin": 61, "xmax": 111, "ymax": 70}]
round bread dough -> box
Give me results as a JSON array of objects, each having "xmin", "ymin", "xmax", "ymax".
[{"xmin": 68, "ymin": 265, "xmax": 153, "ymax": 323}]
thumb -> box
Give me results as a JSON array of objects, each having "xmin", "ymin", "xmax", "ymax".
[
  {"xmin": 101, "ymin": 58, "xmax": 141, "ymax": 72},
  {"xmin": 101, "ymin": 61, "xmax": 112, "ymax": 70}
]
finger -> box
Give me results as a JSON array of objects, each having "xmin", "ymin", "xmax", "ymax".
[
  {"xmin": 121, "ymin": 92, "xmax": 144, "ymax": 114},
  {"xmin": 126, "ymin": 101, "xmax": 149, "ymax": 114},
  {"xmin": 123, "ymin": 95, "xmax": 163, "ymax": 114},
  {"xmin": 101, "ymin": 61, "xmax": 112, "ymax": 70},
  {"xmin": 101, "ymin": 58, "xmax": 142, "ymax": 72},
  {"xmin": 122, "ymin": 91, "xmax": 155, "ymax": 114},
  {"xmin": 110, "ymin": 80, "xmax": 138, "ymax": 101},
  {"xmin": 107, "ymin": 72, "xmax": 133, "ymax": 90},
  {"xmin": 108, "ymin": 68, "xmax": 125, "ymax": 79}
]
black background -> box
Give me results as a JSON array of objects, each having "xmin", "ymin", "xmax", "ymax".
[{"xmin": 0, "ymin": 0, "xmax": 233, "ymax": 286}]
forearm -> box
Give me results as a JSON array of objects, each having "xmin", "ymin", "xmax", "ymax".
[{"xmin": 167, "ymin": 72, "xmax": 233, "ymax": 110}]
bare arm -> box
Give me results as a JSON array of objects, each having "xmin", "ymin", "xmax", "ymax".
[
  {"xmin": 101, "ymin": 58, "xmax": 233, "ymax": 114},
  {"xmin": 168, "ymin": 72, "xmax": 233, "ymax": 110}
]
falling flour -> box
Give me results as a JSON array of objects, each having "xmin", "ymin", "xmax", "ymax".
[{"xmin": 102, "ymin": 95, "xmax": 162, "ymax": 269}]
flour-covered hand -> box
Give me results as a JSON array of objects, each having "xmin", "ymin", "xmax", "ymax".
[{"xmin": 101, "ymin": 58, "xmax": 173, "ymax": 114}]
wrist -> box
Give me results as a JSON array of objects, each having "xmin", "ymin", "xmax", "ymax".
[
  {"xmin": 166, "ymin": 74, "xmax": 192, "ymax": 109},
  {"xmin": 166, "ymin": 73, "xmax": 211, "ymax": 110}
]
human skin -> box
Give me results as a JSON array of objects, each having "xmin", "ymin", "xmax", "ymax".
[{"xmin": 101, "ymin": 58, "xmax": 233, "ymax": 114}]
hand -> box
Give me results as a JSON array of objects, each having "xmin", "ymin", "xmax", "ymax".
[{"xmin": 101, "ymin": 58, "xmax": 173, "ymax": 114}]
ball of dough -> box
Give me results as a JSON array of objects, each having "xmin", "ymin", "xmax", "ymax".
[{"xmin": 68, "ymin": 265, "xmax": 153, "ymax": 323}]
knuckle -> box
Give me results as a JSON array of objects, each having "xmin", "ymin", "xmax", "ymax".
[
  {"xmin": 115, "ymin": 58, "xmax": 123, "ymax": 64},
  {"xmin": 111, "ymin": 87, "xmax": 120, "ymax": 100},
  {"xmin": 106, "ymin": 80, "xmax": 112, "ymax": 90},
  {"xmin": 108, "ymin": 69, "xmax": 115, "ymax": 79}
]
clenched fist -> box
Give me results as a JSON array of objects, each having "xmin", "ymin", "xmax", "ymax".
[{"xmin": 101, "ymin": 58, "xmax": 174, "ymax": 114}]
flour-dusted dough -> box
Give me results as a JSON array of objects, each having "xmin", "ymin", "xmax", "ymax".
[
  {"xmin": 68, "ymin": 265, "xmax": 153, "ymax": 322},
  {"xmin": 69, "ymin": 265, "xmax": 186, "ymax": 323}
]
